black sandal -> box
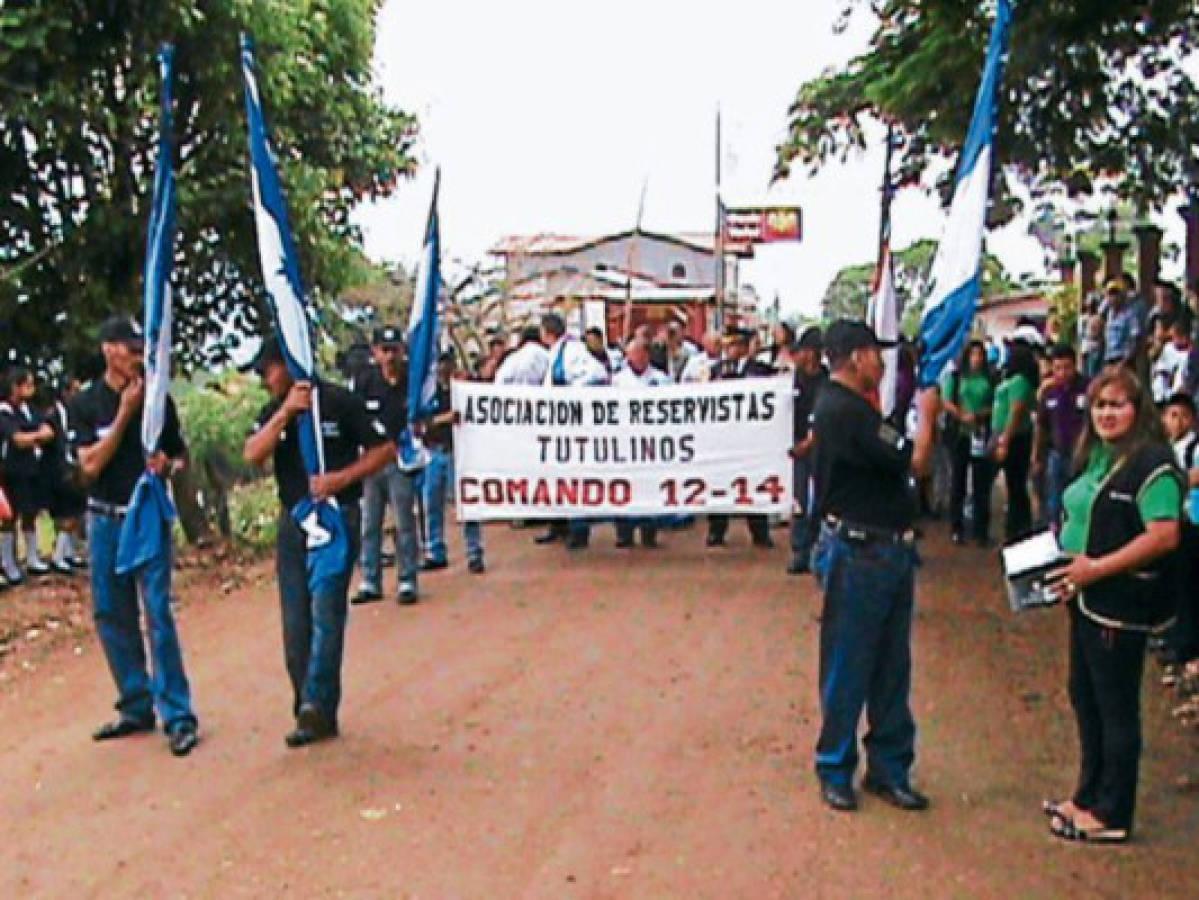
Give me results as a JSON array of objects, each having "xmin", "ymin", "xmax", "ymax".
[{"xmin": 1049, "ymin": 813, "xmax": 1129, "ymax": 844}]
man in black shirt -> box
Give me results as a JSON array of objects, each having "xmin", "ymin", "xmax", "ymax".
[
  {"xmin": 351, "ymin": 326, "xmax": 421, "ymax": 604},
  {"xmin": 707, "ymin": 327, "xmax": 775, "ymax": 548},
  {"xmin": 244, "ymin": 336, "xmax": 392, "ymax": 748},
  {"xmin": 71, "ymin": 317, "xmax": 198, "ymax": 756},
  {"xmin": 809, "ymin": 320, "xmax": 937, "ymax": 813},
  {"xmin": 787, "ymin": 326, "xmax": 826, "ymax": 575}
]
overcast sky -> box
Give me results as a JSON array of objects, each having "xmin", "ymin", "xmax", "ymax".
[{"xmin": 353, "ymin": 0, "xmax": 1190, "ymax": 321}]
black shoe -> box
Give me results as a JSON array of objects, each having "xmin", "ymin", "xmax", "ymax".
[
  {"xmin": 286, "ymin": 703, "xmax": 337, "ymax": 748},
  {"xmin": 614, "ymin": 537, "xmax": 634, "ymax": 549},
  {"xmin": 819, "ymin": 780, "xmax": 858, "ymax": 812},
  {"xmin": 352, "ymin": 585, "xmax": 383, "ymax": 605},
  {"xmin": 50, "ymin": 560, "xmax": 76, "ymax": 575},
  {"xmin": 641, "ymin": 536, "xmax": 659, "ymax": 549},
  {"xmin": 705, "ymin": 534, "xmax": 726, "ymax": 548},
  {"xmin": 861, "ymin": 774, "xmax": 929, "ymax": 811},
  {"xmin": 27, "ymin": 561, "xmax": 51, "ymax": 577},
  {"xmin": 69, "ymin": 556, "xmax": 88, "ymax": 570},
  {"xmin": 564, "ymin": 534, "xmax": 589, "ymax": 551},
  {"xmin": 92, "ymin": 717, "xmax": 156, "ymax": 741},
  {"xmin": 397, "ymin": 580, "xmax": 419, "ymax": 604},
  {"xmin": 421, "ymin": 558, "xmax": 448, "ymax": 571},
  {"xmin": 467, "ymin": 557, "xmax": 485, "ymax": 574},
  {"xmin": 951, "ymin": 529, "xmax": 965, "ymax": 546},
  {"xmin": 752, "ymin": 535, "xmax": 775, "ymax": 549},
  {"xmin": 534, "ymin": 531, "xmax": 561, "ymax": 545},
  {"xmin": 3, "ymin": 572, "xmax": 24, "ymax": 587},
  {"xmin": 786, "ymin": 557, "xmax": 810, "ymax": 576},
  {"xmin": 167, "ymin": 723, "xmax": 199, "ymax": 757}
]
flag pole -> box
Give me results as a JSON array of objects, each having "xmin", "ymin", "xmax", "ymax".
[
  {"xmin": 877, "ymin": 122, "xmax": 896, "ymax": 273},
  {"xmin": 714, "ymin": 107, "xmax": 725, "ymax": 331}
]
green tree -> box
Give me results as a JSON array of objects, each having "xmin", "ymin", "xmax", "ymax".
[
  {"xmin": 776, "ymin": 2, "xmax": 1198, "ymax": 216},
  {"xmin": 0, "ymin": 0, "xmax": 417, "ymax": 373},
  {"xmin": 820, "ymin": 239, "xmax": 1015, "ymax": 333}
]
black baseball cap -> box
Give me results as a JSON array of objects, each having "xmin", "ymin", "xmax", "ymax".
[
  {"xmin": 250, "ymin": 334, "xmax": 287, "ymax": 374},
  {"xmin": 823, "ymin": 319, "xmax": 896, "ymax": 360},
  {"xmin": 98, "ymin": 316, "xmax": 144, "ymax": 346},
  {"xmin": 793, "ymin": 326, "xmax": 822, "ymax": 351},
  {"xmin": 372, "ymin": 325, "xmax": 403, "ymax": 347}
]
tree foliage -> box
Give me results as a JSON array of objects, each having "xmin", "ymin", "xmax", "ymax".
[
  {"xmin": 0, "ymin": 0, "xmax": 417, "ymax": 373},
  {"xmin": 776, "ymin": 2, "xmax": 1199, "ymax": 218},
  {"xmin": 821, "ymin": 239, "xmax": 1015, "ymax": 333}
]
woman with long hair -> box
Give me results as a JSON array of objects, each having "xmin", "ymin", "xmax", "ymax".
[
  {"xmin": 942, "ymin": 340, "xmax": 996, "ymax": 545},
  {"xmin": 991, "ymin": 340, "xmax": 1039, "ymax": 542},
  {"xmin": 1045, "ymin": 366, "xmax": 1183, "ymax": 843}
]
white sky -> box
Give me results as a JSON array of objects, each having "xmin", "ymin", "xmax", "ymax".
[{"xmin": 354, "ymin": 0, "xmax": 1191, "ymax": 320}]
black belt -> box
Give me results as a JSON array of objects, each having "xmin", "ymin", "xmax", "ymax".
[
  {"xmin": 823, "ymin": 515, "xmax": 915, "ymax": 547},
  {"xmin": 87, "ymin": 499, "xmax": 128, "ymax": 520}
]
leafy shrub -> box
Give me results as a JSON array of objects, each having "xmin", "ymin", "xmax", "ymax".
[{"xmin": 229, "ymin": 478, "xmax": 280, "ymax": 550}]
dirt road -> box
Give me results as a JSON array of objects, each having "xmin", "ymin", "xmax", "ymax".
[{"xmin": 1, "ymin": 523, "xmax": 1196, "ymax": 897}]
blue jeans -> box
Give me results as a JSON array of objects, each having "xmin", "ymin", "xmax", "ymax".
[
  {"xmin": 811, "ymin": 524, "xmax": 918, "ymax": 787},
  {"xmin": 277, "ymin": 506, "xmax": 360, "ymax": 723},
  {"xmin": 359, "ymin": 463, "xmax": 419, "ymax": 591},
  {"xmin": 790, "ymin": 456, "xmax": 816, "ymax": 563},
  {"xmin": 423, "ymin": 447, "xmax": 482, "ymax": 564},
  {"xmin": 1045, "ymin": 448, "xmax": 1070, "ymax": 532},
  {"xmin": 88, "ymin": 512, "xmax": 196, "ymax": 730}
]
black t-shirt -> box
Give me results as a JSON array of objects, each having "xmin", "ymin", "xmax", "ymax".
[
  {"xmin": 351, "ymin": 365, "xmax": 407, "ymax": 441},
  {"xmin": 793, "ymin": 367, "xmax": 827, "ymax": 442},
  {"xmin": 252, "ymin": 380, "xmax": 388, "ymax": 509},
  {"xmin": 0, "ymin": 401, "xmax": 44, "ymax": 478},
  {"xmin": 69, "ymin": 379, "xmax": 187, "ymax": 505},
  {"xmin": 812, "ymin": 379, "xmax": 916, "ymax": 530}
]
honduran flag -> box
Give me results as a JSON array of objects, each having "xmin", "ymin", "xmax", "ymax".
[
  {"xmin": 241, "ymin": 34, "xmax": 349, "ymax": 593},
  {"xmin": 917, "ymin": 0, "xmax": 1012, "ymax": 388},
  {"xmin": 116, "ymin": 46, "xmax": 178, "ymax": 575},
  {"xmin": 867, "ymin": 243, "xmax": 900, "ymax": 417},
  {"xmin": 399, "ymin": 170, "xmax": 441, "ymax": 472}
]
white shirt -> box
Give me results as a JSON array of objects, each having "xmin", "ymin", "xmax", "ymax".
[
  {"xmin": 1151, "ymin": 342, "xmax": 1189, "ymax": 404},
  {"xmin": 495, "ymin": 342, "xmax": 550, "ymax": 386},
  {"xmin": 680, "ymin": 352, "xmax": 721, "ymax": 384},
  {"xmin": 612, "ymin": 364, "xmax": 671, "ymax": 388},
  {"xmin": 543, "ymin": 337, "xmax": 610, "ymax": 387}
]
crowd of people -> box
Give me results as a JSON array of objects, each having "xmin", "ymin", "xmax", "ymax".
[{"xmin": 2, "ymin": 270, "xmax": 1197, "ymax": 842}]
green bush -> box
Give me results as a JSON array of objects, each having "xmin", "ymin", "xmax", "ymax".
[
  {"xmin": 229, "ymin": 478, "xmax": 280, "ymax": 550},
  {"xmin": 177, "ymin": 371, "xmax": 269, "ymax": 483}
]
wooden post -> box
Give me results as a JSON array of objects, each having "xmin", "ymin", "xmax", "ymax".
[
  {"xmin": 1133, "ymin": 223, "xmax": 1163, "ymax": 295},
  {"xmin": 1077, "ymin": 250, "xmax": 1100, "ymax": 295}
]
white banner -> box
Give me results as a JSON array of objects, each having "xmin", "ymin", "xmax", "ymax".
[{"xmin": 453, "ymin": 377, "xmax": 793, "ymax": 520}]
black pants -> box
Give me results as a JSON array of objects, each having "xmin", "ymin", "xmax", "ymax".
[
  {"xmin": 615, "ymin": 518, "xmax": 658, "ymax": 546},
  {"xmin": 1068, "ymin": 606, "xmax": 1148, "ymax": 831},
  {"xmin": 999, "ymin": 430, "xmax": 1033, "ymax": 542},
  {"xmin": 708, "ymin": 514, "xmax": 769, "ymax": 543},
  {"xmin": 948, "ymin": 436, "xmax": 994, "ymax": 540}
]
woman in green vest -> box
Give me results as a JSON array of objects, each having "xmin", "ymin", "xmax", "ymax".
[
  {"xmin": 1045, "ymin": 366, "xmax": 1183, "ymax": 843},
  {"xmin": 942, "ymin": 341, "xmax": 995, "ymax": 546}
]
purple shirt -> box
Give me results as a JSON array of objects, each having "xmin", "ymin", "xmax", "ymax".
[{"xmin": 1038, "ymin": 373, "xmax": 1089, "ymax": 454}]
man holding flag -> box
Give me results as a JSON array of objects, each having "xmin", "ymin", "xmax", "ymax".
[
  {"xmin": 244, "ymin": 338, "xmax": 392, "ymax": 746},
  {"xmin": 71, "ymin": 46, "xmax": 198, "ymax": 758},
  {"xmin": 240, "ymin": 36, "xmax": 392, "ymax": 747}
]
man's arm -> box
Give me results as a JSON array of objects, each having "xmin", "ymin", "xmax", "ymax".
[
  {"xmin": 78, "ymin": 377, "xmax": 142, "ymax": 481},
  {"xmin": 244, "ymin": 382, "xmax": 311, "ymax": 466},
  {"xmin": 310, "ymin": 442, "xmax": 393, "ymax": 502}
]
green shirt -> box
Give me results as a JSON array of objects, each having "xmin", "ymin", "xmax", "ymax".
[
  {"xmin": 991, "ymin": 373, "xmax": 1034, "ymax": 435},
  {"xmin": 1060, "ymin": 445, "xmax": 1183, "ymax": 554},
  {"xmin": 942, "ymin": 371, "xmax": 993, "ymax": 417}
]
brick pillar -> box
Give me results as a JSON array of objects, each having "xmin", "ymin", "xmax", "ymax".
[
  {"xmin": 1100, "ymin": 240, "xmax": 1128, "ymax": 285},
  {"xmin": 1133, "ymin": 224, "xmax": 1163, "ymax": 295},
  {"xmin": 1077, "ymin": 250, "xmax": 1100, "ymax": 295}
]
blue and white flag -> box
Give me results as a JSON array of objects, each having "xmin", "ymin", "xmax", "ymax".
[
  {"xmin": 917, "ymin": 0, "xmax": 1012, "ymax": 388},
  {"xmin": 116, "ymin": 45, "xmax": 178, "ymax": 576},
  {"xmin": 399, "ymin": 170, "xmax": 441, "ymax": 471},
  {"xmin": 241, "ymin": 34, "xmax": 349, "ymax": 594}
]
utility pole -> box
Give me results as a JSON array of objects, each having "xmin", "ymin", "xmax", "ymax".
[{"xmin": 714, "ymin": 107, "xmax": 725, "ymax": 331}]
